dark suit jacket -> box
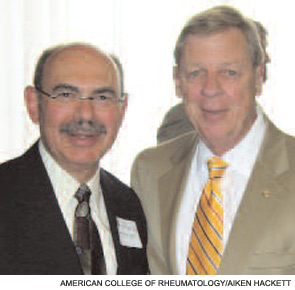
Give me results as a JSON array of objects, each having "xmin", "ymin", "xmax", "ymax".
[{"xmin": 0, "ymin": 142, "xmax": 149, "ymax": 275}]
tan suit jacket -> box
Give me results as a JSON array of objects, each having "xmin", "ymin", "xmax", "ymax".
[{"xmin": 131, "ymin": 117, "xmax": 295, "ymax": 274}]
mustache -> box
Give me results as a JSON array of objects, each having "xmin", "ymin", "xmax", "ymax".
[{"xmin": 60, "ymin": 120, "xmax": 107, "ymax": 135}]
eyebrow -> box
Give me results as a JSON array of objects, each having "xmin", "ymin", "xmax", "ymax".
[
  {"xmin": 92, "ymin": 87, "xmax": 117, "ymax": 97},
  {"xmin": 52, "ymin": 84, "xmax": 118, "ymax": 97},
  {"xmin": 52, "ymin": 84, "xmax": 79, "ymax": 92}
]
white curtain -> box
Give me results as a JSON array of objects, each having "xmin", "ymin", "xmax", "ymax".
[{"xmin": 1, "ymin": 0, "xmax": 295, "ymax": 184}]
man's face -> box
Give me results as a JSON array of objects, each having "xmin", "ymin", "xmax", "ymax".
[
  {"xmin": 175, "ymin": 28, "xmax": 263, "ymax": 155},
  {"xmin": 26, "ymin": 46, "xmax": 126, "ymax": 179}
]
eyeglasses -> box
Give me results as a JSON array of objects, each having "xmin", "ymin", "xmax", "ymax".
[{"xmin": 35, "ymin": 86, "xmax": 127, "ymax": 109}]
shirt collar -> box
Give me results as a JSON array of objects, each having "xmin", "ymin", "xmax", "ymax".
[
  {"xmin": 38, "ymin": 140, "xmax": 100, "ymax": 203},
  {"xmin": 197, "ymin": 105, "xmax": 266, "ymax": 176}
]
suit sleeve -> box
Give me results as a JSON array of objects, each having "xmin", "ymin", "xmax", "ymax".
[{"xmin": 131, "ymin": 155, "xmax": 142, "ymax": 201}]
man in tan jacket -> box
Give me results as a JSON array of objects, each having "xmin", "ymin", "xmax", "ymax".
[
  {"xmin": 132, "ymin": 6, "xmax": 295, "ymax": 275},
  {"xmin": 157, "ymin": 19, "xmax": 270, "ymax": 145}
]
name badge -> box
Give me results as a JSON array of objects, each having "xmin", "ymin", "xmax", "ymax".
[{"xmin": 116, "ymin": 217, "xmax": 143, "ymax": 248}]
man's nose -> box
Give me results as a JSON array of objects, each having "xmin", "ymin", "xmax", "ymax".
[
  {"xmin": 75, "ymin": 98, "xmax": 95, "ymax": 120},
  {"xmin": 201, "ymin": 73, "xmax": 223, "ymax": 97}
]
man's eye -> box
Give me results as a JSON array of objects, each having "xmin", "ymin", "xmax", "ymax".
[
  {"xmin": 223, "ymin": 69, "xmax": 237, "ymax": 76},
  {"xmin": 99, "ymin": 95, "xmax": 108, "ymax": 100},
  {"xmin": 228, "ymin": 70, "xmax": 236, "ymax": 76},
  {"xmin": 96, "ymin": 94, "xmax": 113, "ymax": 101},
  {"xmin": 190, "ymin": 70, "xmax": 200, "ymax": 77},
  {"xmin": 56, "ymin": 92, "xmax": 74, "ymax": 98}
]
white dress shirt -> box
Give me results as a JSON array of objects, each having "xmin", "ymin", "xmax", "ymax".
[
  {"xmin": 174, "ymin": 107, "xmax": 266, "ymax": 274},
  {"xmin": 39, "ymin": 141, "xmax": 117, "ymax": 274}
]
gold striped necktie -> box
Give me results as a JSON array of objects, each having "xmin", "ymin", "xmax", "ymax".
[{"xmin": 186, "ymin": 156, "xmax": 228, "ymax": 275}]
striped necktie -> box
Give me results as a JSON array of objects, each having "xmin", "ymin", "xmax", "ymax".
[{"xmin": 186, "ymin": 156, "xmax": 228, "ymax": 275}]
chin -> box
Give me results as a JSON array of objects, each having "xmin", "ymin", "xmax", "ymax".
[{"xmin": 65, "ymin": 151, "xmax": 102, "ymax": 165}]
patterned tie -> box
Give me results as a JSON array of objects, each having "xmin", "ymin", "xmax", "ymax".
[
  {"xmin": 186, "ymin": 156, "xmax": 228, "ymax": 275},
  {"xmin": 74, "ymin": 184, "xmax": 106, "ymax": 275}
]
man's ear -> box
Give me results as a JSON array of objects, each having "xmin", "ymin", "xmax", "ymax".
[
  {"xmin": 24, "ymin": 86, "xmax": 40, "ymax": 124},
  {"xmin": 118, "ymin": 93, "xmax": 128, "ymax": 123},
  {"xmin": 173, "ymin": 66, "xmax": 183, "ymax": 97},
  {"xmin": 121, "ymin": 94, "xmax": 128, "ymax": 116},
  {"xmin": 255, "ymin": 64, "xmax": 264, "ymax": 96}
]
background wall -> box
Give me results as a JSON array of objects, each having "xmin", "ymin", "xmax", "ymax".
[{"xmin": 1, "ymin": 0, "xmax": 294, "ymax": 184}]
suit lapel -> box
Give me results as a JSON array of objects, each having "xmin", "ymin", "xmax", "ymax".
[
  {"xmin": 99, "ymin": 170, "xmax": 121, "ymax": 272},
  {"xmin": 100, "ymin": 169, "xmax": 138, "ymax": 274},
  {"xmin": 158, "ymin": 132, "xmax": 198, "ymax": 274},
  {"xmin": 100, "ymin": 169, "xmax": 148, "ymax": 274},
  {"xmin": 219, "ymin": 120, "xmax": 289, "ymax": 274},
  {"xmin": 14, "ymin": 143, "xmax": 82, "ymax": 274}
]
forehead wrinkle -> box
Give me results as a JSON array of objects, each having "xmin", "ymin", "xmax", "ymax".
[{"xmin": 185, "ymin": 61, "xmax": 241, "ymax": 68}]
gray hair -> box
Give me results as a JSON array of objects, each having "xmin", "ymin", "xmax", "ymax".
[{"xmin": 174, "ymin": 6, "xmax": 265, "ymax": 70}]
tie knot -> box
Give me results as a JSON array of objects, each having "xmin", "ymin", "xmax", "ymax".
[
  {"xmin": 207, "ymin": 156, "xmax": 228, "ymax": 179},
  {"xmin": 75, "ymin": 184, "xmax": 91, "ymax": 204}
]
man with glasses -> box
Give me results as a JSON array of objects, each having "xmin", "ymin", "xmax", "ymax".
[{"xmin": 0, "ymin": 43, "xmax": 149, "ymax": 274}]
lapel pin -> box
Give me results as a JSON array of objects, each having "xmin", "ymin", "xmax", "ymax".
[{"xmin": 262, "ymin": 189, "xmax": 270, "ymax": 198}]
